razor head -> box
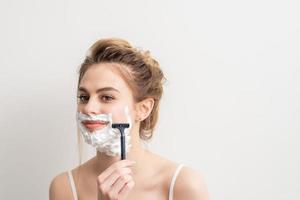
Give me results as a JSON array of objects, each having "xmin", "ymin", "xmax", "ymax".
[{"xmin": 112, "ymin": 123, "xmax": 130, "ymax": 129}]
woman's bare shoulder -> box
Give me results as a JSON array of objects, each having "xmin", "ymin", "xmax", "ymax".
[
  {"xmin": 147, "ymin": 151, "xmax": 209, "ymax": 199},
  {"xmin": 49, "ymin": 171, "xmax": 73, "ymax": 200},
  {"xmin": 49, "ymin": 159, "xmax": 93, "ymax": 200},
  {"xmin": 173, "ymin": 166, "xmax": 210, "ymax": 200},
  {"xmin": 145, "ymin": 151, "xmax": 181, "ymax": 184}
]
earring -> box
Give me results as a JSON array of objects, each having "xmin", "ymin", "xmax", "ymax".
[{"xmin": 137, "ymin": 116, "xmax": 144, "ymax": 122}]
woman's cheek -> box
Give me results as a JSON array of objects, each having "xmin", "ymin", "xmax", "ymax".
[{"xmin": 111, "ymin": 106, "xmax": 132, "ymax": 123}]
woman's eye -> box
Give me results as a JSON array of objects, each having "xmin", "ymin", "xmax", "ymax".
[
  {"xmin": 101, "ymin": 95, "xmax": 114, "ymax": 102},
  {"xmin": 77, "ymin": 95, "xmax": 89, "ymax": 103}
]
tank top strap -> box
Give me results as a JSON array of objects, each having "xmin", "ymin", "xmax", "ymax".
[
  {"xmin": 67, "ymin": 170, "xmax": 79, "ymax": 200},
  {"xmin": 168, "ymin": 164, "xmax": 184, "ymax": 200}
]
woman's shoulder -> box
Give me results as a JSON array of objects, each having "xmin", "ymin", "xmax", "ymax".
[
  {"xmin": 148, "ymin": 151, "xmax": 210, "ymax": 200},
  {"xmin": 172, "ymin": 166, "xmax": 210, "ymax": 200},
  {"xmin": 49, "ymin": 159, "xmax": 96, "ymax": 200},
  {"xmin": 49, "ymin": 171, "xmax": 74, "ymax": 200}
]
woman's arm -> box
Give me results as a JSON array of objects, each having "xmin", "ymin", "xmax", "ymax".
[{"xmin": 173, "ymin": 167, "xmax": 210, "ymax": 200}]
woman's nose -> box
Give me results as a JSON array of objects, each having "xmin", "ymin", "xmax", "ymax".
[{"xmin": 83, "ymin": 97, "xmax": 102, "ymax": 115}]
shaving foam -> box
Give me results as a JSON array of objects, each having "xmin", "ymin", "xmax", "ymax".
[{"xmin": 76, "ymin": 107, "xmax": 132, "ymax": 156}]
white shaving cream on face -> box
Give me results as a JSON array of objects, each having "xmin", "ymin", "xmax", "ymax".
[{"xmin": 76, "ymin": 107, "xmax": 132, "ymax": 157}]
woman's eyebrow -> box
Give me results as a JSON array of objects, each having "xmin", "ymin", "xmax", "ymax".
[{"xmin": 78, "ymin": 87, "xmax": 120, "ymax": 93}]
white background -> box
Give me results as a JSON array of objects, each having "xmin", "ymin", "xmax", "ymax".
[{"xmin": 0, "ymin": 0, "xmax": 299, "ymax": 199}]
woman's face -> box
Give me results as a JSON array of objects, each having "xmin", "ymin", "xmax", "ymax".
[{"xmin": 77, "ymin": 63, "xmax": 137, "ymax": 131}]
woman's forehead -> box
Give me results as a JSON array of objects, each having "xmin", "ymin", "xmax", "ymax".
[{"xmin": 79, "ymin": 63, "xmax": 130, "ymax": 93}]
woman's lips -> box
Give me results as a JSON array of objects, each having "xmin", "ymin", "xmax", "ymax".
[{"xmin": 82, "ymin": 121, "xmax": 109, "ymax": 131}]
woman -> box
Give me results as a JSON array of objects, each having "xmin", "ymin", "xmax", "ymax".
[{"xmin": 49, "ymin": 38, "xmax": 209, "ymax": 200}]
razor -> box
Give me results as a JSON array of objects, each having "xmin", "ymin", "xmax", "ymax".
[{"xmin": 112, "ymin": 123, "xmax": 130, "ymax": 160}]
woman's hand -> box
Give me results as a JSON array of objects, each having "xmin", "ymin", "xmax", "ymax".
[{"xmin": 97, "ymin": 160, "xmax": 135, "ymax": 200}]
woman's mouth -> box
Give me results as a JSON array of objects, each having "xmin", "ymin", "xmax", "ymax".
[{"xmin": 82, "ymin": 120, "xmax": 109, "ymax": 131}]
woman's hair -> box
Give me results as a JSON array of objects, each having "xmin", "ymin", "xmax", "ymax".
[{"xmin": 77, "ymin": 38, "xmax": 166, "ymax": 140}]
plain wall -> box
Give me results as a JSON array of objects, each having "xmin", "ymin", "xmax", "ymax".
[{"xmin": 0, "ymin": 0, "xmax": 299, "ymax": 199}]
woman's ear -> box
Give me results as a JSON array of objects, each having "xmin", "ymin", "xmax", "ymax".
[{"xmin": 135, "ymin": 98, "xmax": 155, "ymax": 122}]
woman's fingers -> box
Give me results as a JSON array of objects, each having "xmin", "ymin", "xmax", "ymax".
[
  {"xmin": 97, "ymin": 160, "xmax": 136, "ymax": 200},
  {"xmin": 98, "ymin": 160, "xmax": 135, "ymax": 184},
  {"xmin": 99, "ymin": 167, "xmax": 132, "ymax": 194},
  {"xmin": 110, "ymin": 174, "xmax": 133, "ymax": 196},
  {"xmin": 118, "ymin": 180, "xmax": 135, "ymax": 199}
]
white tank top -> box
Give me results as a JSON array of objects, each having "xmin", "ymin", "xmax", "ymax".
[{"xmin": 67, "ymin": 164, "xmax": 184, "ymax": 200}]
